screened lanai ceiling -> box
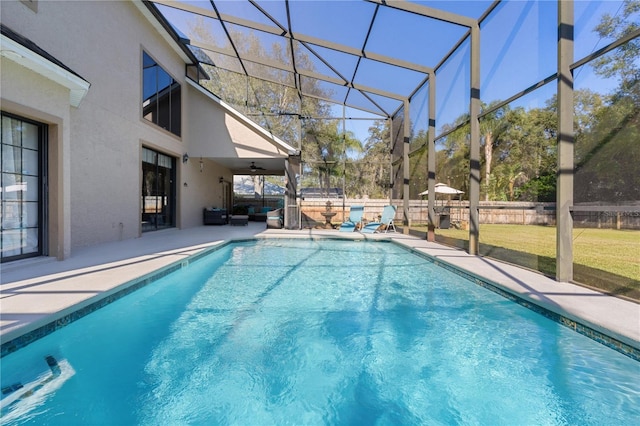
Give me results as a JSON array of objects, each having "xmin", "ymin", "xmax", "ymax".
[{"xmin": 147, "ymin": 0, "xmax": 495, "ymax": 121}]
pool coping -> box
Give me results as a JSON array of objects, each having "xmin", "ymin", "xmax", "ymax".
[{"xmin": 2, "ymin": 229, "xmax": 638, "ymax": 361}]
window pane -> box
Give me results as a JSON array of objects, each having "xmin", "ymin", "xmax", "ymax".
[
  {"xmin": 25, "ymin": 227, "xmax": 39, "ymax": 254},
  {"xmin": 158, "ymin": 153, "xmax": 172, "ymax": 169},
  {"xmin": 1, "ymin": 173, "xmax": 21, "ymax": 201},
  {"xmin": 22, "ymin": 122, "xmax": 39, "ymax": 150},
  {"xmin": 24, "ymin": 175, "xmax": 39, "ymax": 202},
  {"xmin": 142, "ymin": 147, "xmax": 157, "ymax": 165},
  {"xmin": 1, "ymin": 116, "xmax": 12, "ymax": 144},
  {"xmin": 2, "ymin": 144, "xmax": 20, "ymax": 173},
  {"xmin": 142, "ymin": 52, "xmax": 181, "ymax": 136},
  {"xmin": 143, "ymin": 52, "xmax": 157, "ymax": 101},
  {"xmin": 25, "ymin": 201, "xmax": 39, "ymax": 227},
  {"xmin": 157, "ymin": 87, "xmax": 171, "ymax": 132},
  {"xmin": 23, "ymin": 148, "xmax": 38, "ymax": 176},
  {"xmin": 1, "ymin": 116, "xmax": 21, "ymax": 146},
  {"xmin": 143, "ymin": 50, "xmax": 155, "ymax": 68},
  {"xmin": 1, "ymin": 229, "xmax": 23, "ymax": 257},
  {"xmin": 143, "ymin": 65, "xmax": 157, "ymax": 106},
  {"xmin": 2, "ymin": 201, "xmax": 21, "ymax": 229}
]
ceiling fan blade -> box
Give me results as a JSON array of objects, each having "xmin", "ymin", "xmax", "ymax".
[{"xmin": 250, "ymin": 162, "xmax": 265, "ymax": 171}]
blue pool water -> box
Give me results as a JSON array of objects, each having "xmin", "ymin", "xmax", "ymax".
[{"xmin": 1, "ymin": 239, "xmax": 639, "ymax": 425}]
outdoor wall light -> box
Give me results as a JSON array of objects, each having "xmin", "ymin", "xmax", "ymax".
[
  {"xmin": 219, "ymin": 176, "xmax": 224, "ymax": 183},
  {"xmin": 182, "ymin": 153, "xmax": 189, "ymax": 163}
]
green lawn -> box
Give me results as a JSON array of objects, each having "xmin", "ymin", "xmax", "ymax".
[{"xmin": 410, "ymin": 224, "xmax": 640, "ymax": 301}]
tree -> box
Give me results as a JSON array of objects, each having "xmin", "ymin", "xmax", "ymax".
[
  {"xmin": 357, "ymin": 120, "xmax": 392, "ymax": 198},
  {"xmin": 302, "ymin": 119, "xmax": 362, "ymax": 197},
  {"xmin": 574, "ymin": 1, "xmax": 640, "ymax": 202},
  {"xmin": 592, "ymin": 0, "xmax": 640, "ymax": 100},
  {"xmin": 408, "ymin": 129, "xmax": 429, "ymax": 199},
  {"xmin": 479, "ymin": 102, "xmax": 509, "ymax": 201},
  {"xmin": 436, "ymin": 121, "xmax": 470, "ymax": 196}
]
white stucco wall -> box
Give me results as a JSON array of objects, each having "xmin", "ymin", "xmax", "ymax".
[
  {"xmin": 1, "ymin": 0, "xmax": 291, "ymax": 255},
  {"xmin": 0, "ymin": 0, "xmax": 235, "ymax": 251},
  {"xmin": 0, "ymin": 58, "xmax": 72, "ymax": 259},
  {"xmin": 186, "ymin": 84, "xmax": 289, "ymax": 160}
]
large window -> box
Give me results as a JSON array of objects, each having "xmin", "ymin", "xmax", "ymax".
[
  {"xmin": 142, "ymin": 51, "xmax": 181, "ymax": 137},
  {"xmin": 141, "ymin": 147, "xmax": 176, "ymax": 232},
  {"xmin": 1, "ymin": 113, "xmax": 46, "ymax": 262}
]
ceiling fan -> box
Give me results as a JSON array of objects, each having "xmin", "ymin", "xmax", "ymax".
[{"xmin": 249, "ymin": 162, "xmax": 265, "ymax": 173}]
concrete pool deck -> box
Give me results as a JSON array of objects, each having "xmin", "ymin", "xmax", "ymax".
[{"xmin": 1, "ymin": 223, "xmax": 638, "ymax": 357}]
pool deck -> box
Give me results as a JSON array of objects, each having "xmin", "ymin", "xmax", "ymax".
[{"xmin": 1, "ymin": 223, "xmax": 638, "ymax": 355}]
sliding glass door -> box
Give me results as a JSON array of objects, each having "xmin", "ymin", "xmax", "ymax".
[{"xmin": 141, "ymin": 147, "xmax": 175, "ymax": 232}]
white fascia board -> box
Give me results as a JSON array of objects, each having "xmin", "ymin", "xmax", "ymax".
[
  {"xmin": 1, "ymin": 34, "xmax": 90, "ymax": 107},
  {"xmin": 131, "ymin": 0, "xmax": 191, "ymax": 64},
  {"xmin": 187, "ymin": 78, "xmax": 298, "ymax": 155}
]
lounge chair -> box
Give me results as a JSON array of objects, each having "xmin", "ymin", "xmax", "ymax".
[
  {"xmin": 360, "ymin": 205, "xmax": 397, "ymax": 233},
  {"xmin": 339, "ymin": 205, "xmax": 364, "ymax": 232}
]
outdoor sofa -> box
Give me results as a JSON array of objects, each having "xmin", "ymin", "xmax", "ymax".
[{"xmin": 203, "ymin": 208, "xmax": 228, "ymax": 225}]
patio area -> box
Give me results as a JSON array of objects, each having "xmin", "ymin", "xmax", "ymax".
[{"xmin": 1, "ymin": 224, "xmax": 638, "ymax": 359}]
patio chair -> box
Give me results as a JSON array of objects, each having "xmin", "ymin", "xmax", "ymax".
[
  {"xmin": 266, "ymin": 208, "xmax": 283, "ymax": 229},
  {"xmin": 360, "ymin": 205, "xmax": 397, "ymax": 234},
  {"xmin": 339, "ymin": 205, "xmax": 364, "ymax": 232}
]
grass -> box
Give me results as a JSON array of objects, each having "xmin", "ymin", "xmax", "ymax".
[{"xmin": 410, "ymin": 224, "xmax": 640, "ymax": 301}]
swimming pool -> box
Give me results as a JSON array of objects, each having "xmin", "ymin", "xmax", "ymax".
[{"xmin": 1, "ymin": 239, "xmax": 639, "ymax": 424}]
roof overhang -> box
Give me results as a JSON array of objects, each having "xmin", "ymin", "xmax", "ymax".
[{"xmin": 1, "ymin": 32, "xmax": 90, "ymax": 107}]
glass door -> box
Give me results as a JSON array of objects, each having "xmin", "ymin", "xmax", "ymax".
[
  {"xmin": 141, "ymin": 147, "xmax": 175, "ymax": 232},
  {"xmin": 1, "ymin": 113, "xmax": 45, "ymax": 262}
]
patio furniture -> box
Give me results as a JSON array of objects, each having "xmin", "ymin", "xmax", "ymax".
[
  {"xmin": 248, "ymin": 206, "xmax": 270, "ymax": 222},
  {"xmin": 266, "ymin": 208, "xmax": 283, "ymax": 229},
  {"xmin": 230, "ymin": 215, "xmax": 249, "ymax": 226},
  {"xmin": 361, "ymin": 205, "xmax": 397, "ymax": 234},
  {"xmin": 339, "ymin": 205, "xmax": 364, "ymax": 232},
  {"xmin": 203, "ymin": 208, "xmax": 228, "ymax": 225}
]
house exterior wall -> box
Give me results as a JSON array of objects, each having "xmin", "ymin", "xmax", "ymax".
[
  {"xmin": 0, "ymin": 0, "xmax": 243, "ymax": 255},
  {"xmin": 186, "ymin": 84, "xmax": 289, "ymax": 159},
  {"xmin": 0, "ymin": 62, "xmax": 71, "ymax": 259}
]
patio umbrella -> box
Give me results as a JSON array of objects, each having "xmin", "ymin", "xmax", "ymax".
[
  {"xmin": 418, "ymin": 183, "xmax": 464, "ymax": 196},
  {"xmin": 419, "ymin": 183, "xmax": 464, "ymax": 226}
]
